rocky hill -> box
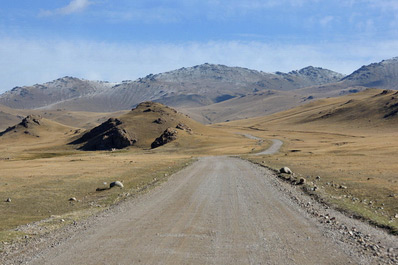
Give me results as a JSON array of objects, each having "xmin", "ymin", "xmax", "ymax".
[
  {"xmin": 0, "ymin": 114, "xmax": 77, "ymax": 142},
  {"xmin": 0, "ymin": 64, "xmax": 344, "ymax": 112},
  {"xmin": 287, "ymin": 66, "xmax": 345, "ymax": 86},
  {"xmin": 0, "ymin": 77, "xmax": 114, "ymax": 109},
  {"xmin": 1, "ymin": 57, "xmax": 398, "ymax": 124},
  {"xmin": 70, "ymin": 102, "xmax": 203, "ymax": 150},
  {"xmin": 342, "ymin": 57, "xmax": 398, "ymax": 89}
]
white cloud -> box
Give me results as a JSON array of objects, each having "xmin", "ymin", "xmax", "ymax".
[
  {"xmin": 320, "ymin": 16, "xmax": 334, "ymax": 26},
  {"xmin": 40, "ymin": 0, "xmax": 92, "ymax": 16},
  {"xmin": 0, "ymin": 38, "xmax": 397, "ymax": 93},
  {"xmin": 367, "ymin": 0, "xmax": 398, "ymax": 11}
]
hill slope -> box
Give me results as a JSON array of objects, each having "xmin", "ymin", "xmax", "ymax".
[
  {"xmin": 0, "ymin": 115, "xmax": 79, "ymax": 152},
  {"xmin": 0, "ymin": 77, "xmax": 114, "ymax": 110},
  {"xmin": 2, "ymin": 57, "xmax": 398, "ymax": 124},
  {"xmin": 0, "ymin": 104, "xmax": 24, "ymax": 130},
  {"xmin": 342, "ymin": 57, "xmax": 398, "ymax": 89},
  {"xmin": 70, "ymin": 102, "xmax": 238, "ymax": 151},
  {"xmin": 0, "ymin": 64, "xmax": 344, "ymax": 112},
  {"xmin": 228, "ymin": 89, "xmax": 398, "ymax": 131}
]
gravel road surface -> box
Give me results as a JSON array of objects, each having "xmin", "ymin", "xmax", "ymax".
[
  {"xmin": 23, "ymin": 156, "xmax": 378, "ymax": 265},
  {"xmin": 256, "ymin": 139, "xmax": 283, "ymax": 155},
  {"xmin": 238, "ymin": 133, "xmax": 283, "ymax": 155}
]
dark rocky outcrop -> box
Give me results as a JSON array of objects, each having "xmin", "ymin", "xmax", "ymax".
[
  {"xmin": 70, "ymin": 118, "xmax": 136, "ymax": 151},
  {"xmin": 153, "ymin": 117, "xmax": 166, "ymax": 124},
  {"xmin": 80, "ymin": 127, "xmax": 136, "ymax": 151},
  {"xmin": 176, "ymin": 123, "xmax": 192, "ymax": 134},
  {"xmin": 71, "ymin": 118, "xmax": 122, "ymax": 145},
  {"xmin": 20, "ymin": 115, "xmax": 41, "ymax": 128},
  {"xmin": 151, "ymin": 128, "xmax": 178, "ymax": 149}
]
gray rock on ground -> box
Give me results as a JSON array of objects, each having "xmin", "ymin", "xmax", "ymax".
[
  {"xmin": 110, "ymin": 181, "xmax": 124, "ymax": 188},
  {"xmin": 280, "ymin": 167, "xmax": 292, "ymax": 174},
  {"xmin": 298, "ymin": 177, "xmax": 306, "ymax": 185}
]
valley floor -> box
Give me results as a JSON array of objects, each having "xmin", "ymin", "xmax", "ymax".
[{"xmin": 4, "ymin": 157, "xmax": 397, "ymax": 264}]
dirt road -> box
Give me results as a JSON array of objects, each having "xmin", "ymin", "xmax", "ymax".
[
  {"xmin": 238, "ymin": 133, "xmax": 283, "ymax": 155},
  {"xmin": 26, "ymin": 156, "xmax": 371, "ymax": 265},
  {"xmin": 256, "ymin": 139, "xmax": 283, "ymax": 155}
]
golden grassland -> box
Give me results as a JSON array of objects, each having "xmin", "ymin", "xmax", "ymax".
[
  {"xmin": 0, "ymin": 112, "xmax": 260, "ymax": 244},
  {"xmin": 2, "ymin": 88, "xmax": 398, "ymax": 246},
  {"xmin": 218, "ymin": 89, "xmax": 398, "ymax": 233}
]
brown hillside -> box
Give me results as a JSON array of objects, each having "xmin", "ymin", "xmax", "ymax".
[
  {"xmin": 71, "ymin": 102, "xmax": 223, "ymax": 151},
  {"xmin": 0, "ymin": 115, "xmax": 76, "ymax": 138},
  {"xmin": 221, "ymin": 89, "xmax": 398, "ymax": 232},
  {"xmin": 229, "ymin": 89, "xmax": 398, "ymax": 131},
  {"xmin": 0, "ymin": 115, "xmax": 79, "ymax": 154},
  {"xmin": 0, "ymin": 104, "xmax": 24, "ymax": 131}
]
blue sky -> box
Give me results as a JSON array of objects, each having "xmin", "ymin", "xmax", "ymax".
[{"xmin": 0, "ymin": 0, "xmax": 398, "ymax": 92}]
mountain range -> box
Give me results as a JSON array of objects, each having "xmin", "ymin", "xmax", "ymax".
[{"xmin": 0, "ymin": 57, "xmax": 397, "ymax": 124}]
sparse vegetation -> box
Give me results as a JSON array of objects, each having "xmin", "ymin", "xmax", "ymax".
[
  {"xmin": 0, "ymin": 103, "xmax": 260, "ymax": 245},
  {"xmin": 225, "ymin": 89, "xmax": 398, "ymax": 234}
]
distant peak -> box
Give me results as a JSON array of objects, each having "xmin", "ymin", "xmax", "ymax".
[
  {"xmin": 381, "ymin": 57, "xmax": 398, "ymax": 64},
  {"xmin": 289, "ymin": 66, "xmax": 344, "ymax": 77},
  {"xmin": 57, "ymin": 76, "xmax": 79, "ymax": 81},
  {"xmin": 290, "ymin": 66, "xmax": 331, "ymax": 74}
]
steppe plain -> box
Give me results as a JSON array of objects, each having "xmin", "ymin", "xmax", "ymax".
[{"xmin": 0, "ymin": 60, "xmax": 398, "ymax": 264}]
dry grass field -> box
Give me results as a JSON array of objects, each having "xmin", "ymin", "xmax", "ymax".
[
  {"xmin": 218, "ymin": 89, "xmax": 398, "ymax": 233},
  {"xmin": 0, "ymin": 104, "xmax": 260, "ymax": 245},
  {"xmin": 2, "ymin": 88, "xmax": 398, "ymax": 249}
]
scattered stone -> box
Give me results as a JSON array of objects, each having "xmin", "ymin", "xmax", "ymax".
[
  {"xmin": 68, "ymin": 197, "xmax": 77, "ymax": 201},
  {"xmin": 153, "ymin": 117, "xmax": 166, "ymax": 124},
  {"xmin": 316, "ymin": 176, "xmax": 321, "ymax": 180},
  {"xmin": 298, "ymin": 177, "xmax": 306, "ymax": 185},
  {"xmin": 279, "ymin": 167, "xmax": 292, "ymax": 174},
  {"xmin": 394, "ymin": 214, "xmax": 398, "ymax": 218},
  {"xmin": 176, "ymin": 123, "xmax": 193, "ymax": 134},
  {"xmin": 339, "ymin": 185, "xmax": 347, "ymax": 189},
  {"xmin": 5, "ymin": 198, "xmax": 11, "ymax": 202},
  {"xmin": 110, "ymin": 181, "xmax": 124, "ymax": 188}
]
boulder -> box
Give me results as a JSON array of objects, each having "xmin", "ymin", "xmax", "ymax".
[
  {"xmin": 298, "ymin": 177, "xmax": 306, "ymax": 185},
  {"xmin": 110, "ymin": 181, "xmax": 124, "ymax": 188},
  {"xmin": 280, "ymin": 167, "xmax": 292, "ymax": 174}
]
